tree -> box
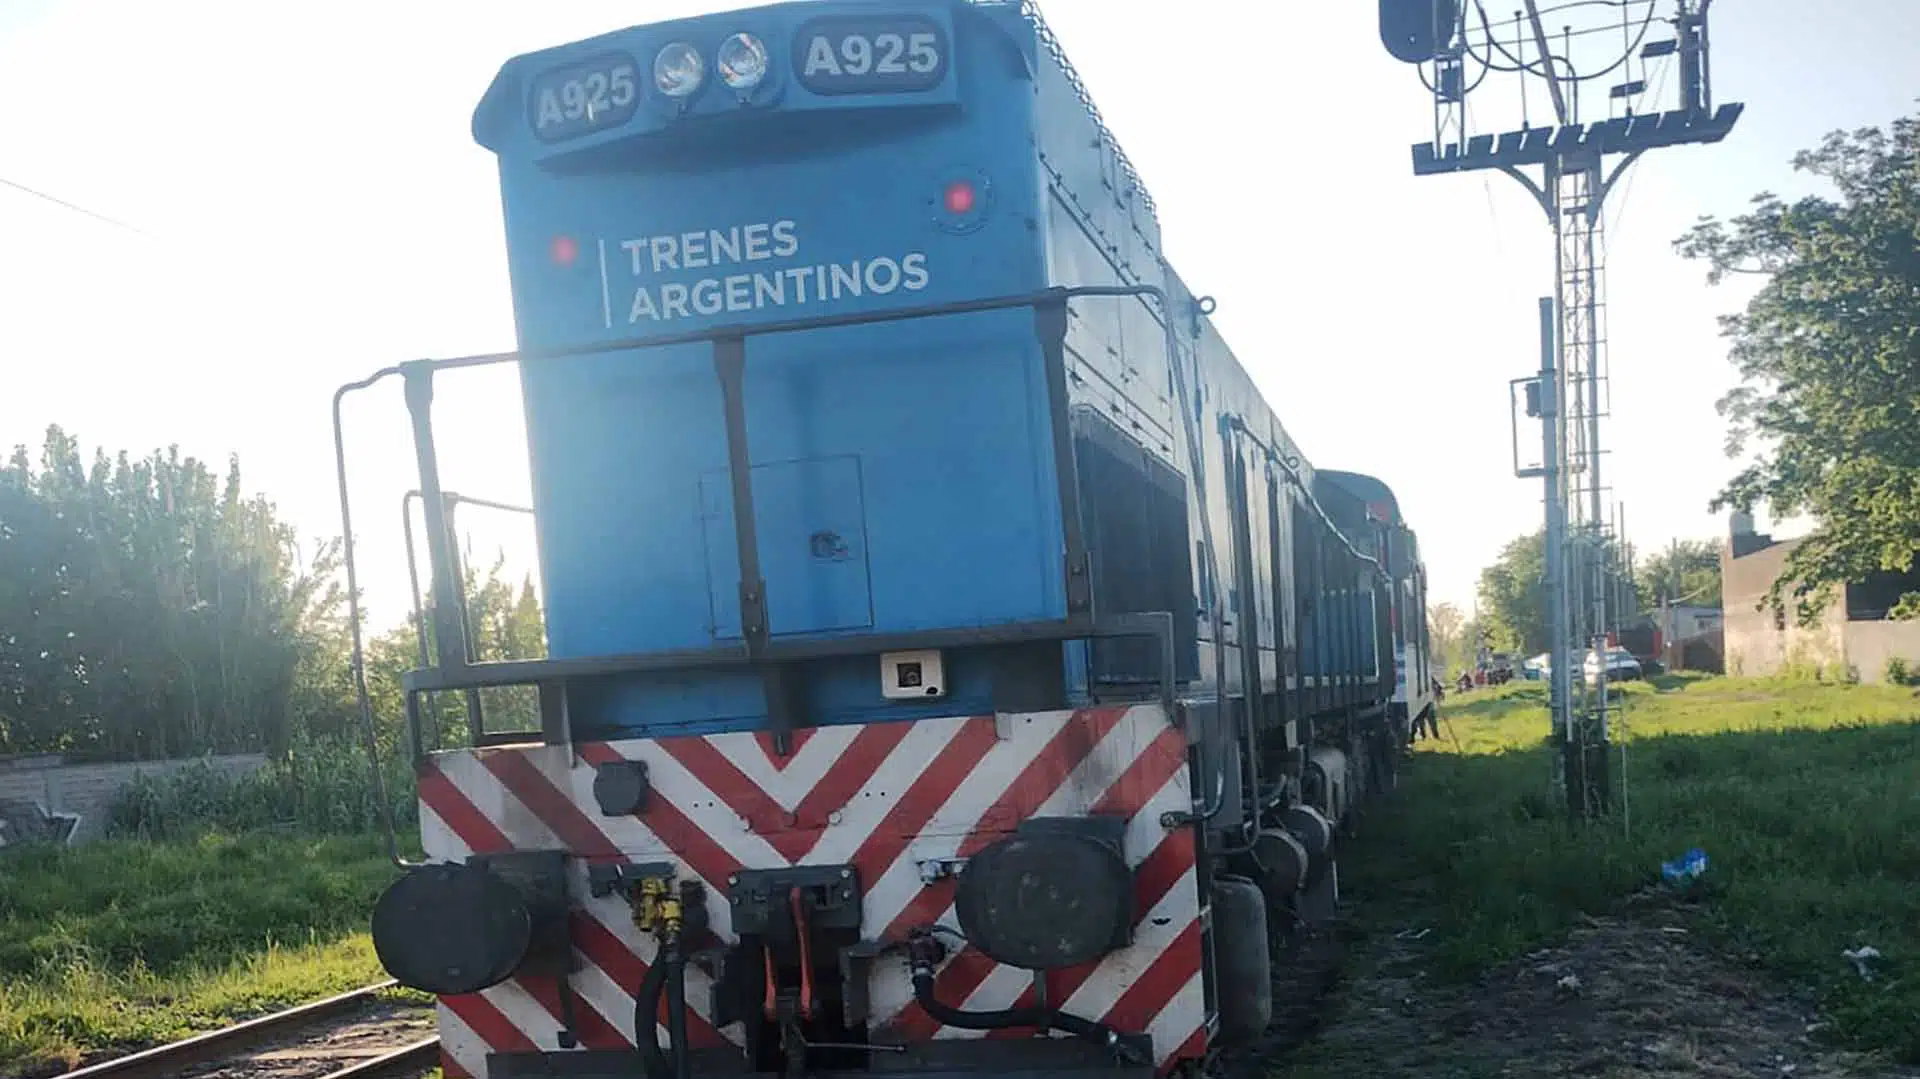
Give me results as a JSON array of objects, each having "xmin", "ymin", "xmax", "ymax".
[
  {"xmin": 1478, "ymin": 530, "xmax": 1549, "ymax": 656},
  {"xmin": 0, "ymin": 427, "xmax": 354, "ymax": 760},
  {"xmin": 1675, "ymin": 109, "xmax": 1920, "ymax": 624},
  {"xmin": 1476, "ymin": 527, "xmax": 1633, "ymax": 657},
  {"xmin": 1637, "ymin": 539, "xmax": 1723, "ymax": 609},
  {"xmin": 1427, "ymin": 601, "xmax": 1469, "ymax": 675}
]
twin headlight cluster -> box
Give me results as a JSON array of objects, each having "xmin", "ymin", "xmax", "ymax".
[{"xmin": 652, "ymin": 33, "xmax": 771, "ymax": 98}]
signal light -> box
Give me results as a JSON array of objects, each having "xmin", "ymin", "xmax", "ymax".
[
  {"xmin": 550, "ymin": 235, "xmax": 579, "ymax": 266},
  {"xmin": 1379, "ymin": 0, "xmax": 1459, "ymax": 64},
  {"xmin": 943, "ymin": 180, "xmax": 976, "ymax": 215}
]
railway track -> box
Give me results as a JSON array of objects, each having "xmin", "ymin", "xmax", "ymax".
[{"xmin": 60, "ymin": 980, "xmax": 439, "ymax": 1079}]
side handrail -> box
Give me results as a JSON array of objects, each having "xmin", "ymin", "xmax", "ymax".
[{"xmin": 400, "ymin": 489, "xmax": 537, "ymax": 745}]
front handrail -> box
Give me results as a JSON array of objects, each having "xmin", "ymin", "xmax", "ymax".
[
  {"xmin": 335, "ymin": 285, "xmax": 1186, "ymax": 870},
  {"xmin": 333, "ymin": 282, "xmax": 1386, "ymax": 871}
]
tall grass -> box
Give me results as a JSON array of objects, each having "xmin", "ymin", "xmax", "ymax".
[
  {"xmin": 104, "ymin": 733, "xmax": 418, "ymax": 839},
  {"xmin": 1339, "ymin": 674, "xmax": 1920, "ymax": 1062},
  {"xmin": 2, "ymin": 736, "xmax": 429, "ymax": 1073},
  {"xmin": 0, "ymin": 832, "xmax": 401, "ymax": 1074}
]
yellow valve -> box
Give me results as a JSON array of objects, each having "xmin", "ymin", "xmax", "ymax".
[{"xmin": 626, "ymin": 877, "xmax": 683, "ymax": 937}]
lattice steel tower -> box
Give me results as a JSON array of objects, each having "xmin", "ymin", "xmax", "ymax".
[{"xmin": 1378, "ymin": 0, "xmax": 1742, "ymax": 819}]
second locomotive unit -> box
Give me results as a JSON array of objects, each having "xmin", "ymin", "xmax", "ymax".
[{"xmin": 347, "ymin": 2, "xmax": 1436, "ymax": 1077}]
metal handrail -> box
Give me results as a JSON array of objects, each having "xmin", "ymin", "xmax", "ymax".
[{"xmin": 331, "ymin": 281, "xmax": 1376, "ymax": 869}]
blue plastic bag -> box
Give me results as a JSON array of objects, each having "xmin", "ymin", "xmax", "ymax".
[{"xmin": 1661, "ymin": 847, "xmax": 1708, "ymax": 885}]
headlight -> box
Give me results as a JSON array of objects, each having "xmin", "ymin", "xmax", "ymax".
[
  {"xmin": 653, "ymin": 42, "xmax": 705, "ymax": 98},
  {"xmin": 717, "ymin": 33, "xmax": 769, "ymax": 92}
]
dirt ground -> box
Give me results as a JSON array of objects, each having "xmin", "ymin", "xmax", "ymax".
[{"xmin": 1265, "ymin": 893, "xmax": 1920, "ymax": 1079}]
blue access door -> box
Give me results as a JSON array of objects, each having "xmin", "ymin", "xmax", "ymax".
[{"xmin": 701, "ymin": 454, "xmax": 875, "ymax": 640}]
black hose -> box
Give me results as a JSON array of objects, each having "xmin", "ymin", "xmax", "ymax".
[
  {"xmin": 665, "ymin": 936, "xmax": 691, "ymax": 1079},
  {"xmin": 909, "ymin": 969, "xmax": 1146, "ymax": 1064},
  {"xmin": 634, "ymin": 953, "xmax": 670, "ymax": 1079}
]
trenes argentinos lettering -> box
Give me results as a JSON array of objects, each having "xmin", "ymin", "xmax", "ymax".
[{"xmin": 613, "ymin": 219, "xmax": 930, "ymax": 324}]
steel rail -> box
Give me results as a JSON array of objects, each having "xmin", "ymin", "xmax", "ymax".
[
  {"xmin": 58, "ymin": 979, "xmax": 416, "ymax": 1079},
  {"xmin": 321, "ymin": 1036, "xmax": 442, "ymax": 1079}
]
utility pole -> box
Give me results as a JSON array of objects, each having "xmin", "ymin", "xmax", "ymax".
[
  {"xmin": 1378, "ymin": 0, "xmax": 1742, "ymax": 820},
  {"xmin": 1511, "ymin": 298, "xmax": 1573, "ymax": 794}
]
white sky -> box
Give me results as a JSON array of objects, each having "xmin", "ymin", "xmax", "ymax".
[{"xmin": 1, "ymin": 0, "xmax": 1915, "ymax": 631}]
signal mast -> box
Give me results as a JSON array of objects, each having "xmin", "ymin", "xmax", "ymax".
[{"xmin": 1377, "ymin": 0, "xmax": 1741, "ymax": 820}]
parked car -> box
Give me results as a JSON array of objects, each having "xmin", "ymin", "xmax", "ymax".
[
  {"xmin": 1521, "ymin": 653, "xmax": 1551, "ymax": 680},
  {"xmin": 1583, "ymin": 646, "xmax": 1643, "ymax": 684}
]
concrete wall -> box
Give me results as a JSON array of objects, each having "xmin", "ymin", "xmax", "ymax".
[
  {"xmin": 1722, "ymin": 535, "xmax": 1849, "ymax": 678},
  {"xmin": 1666, "ymin": 605, "xmax": 1723, "ymax": 642},
  {"xmin": 0, "ymin": 752, "xmax": 266, "ymax": 845},
  {"xmin": 1845, "ymin": 620, "xmax": 1920, "ymax": 684},
  {"xmin": 1721, "ymin": 533, "xmax": 1920, "ymax": 682}
]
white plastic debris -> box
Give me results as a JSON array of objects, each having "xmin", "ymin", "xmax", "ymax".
[{"xmin": 1841, "ymin": 946, "xmax": 1881, "ymax": 980}]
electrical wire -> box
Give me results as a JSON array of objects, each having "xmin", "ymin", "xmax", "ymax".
[
  {"xmin": 1472, "ymin": 0, "xmax": 1660, "ymax": 86},
  {"xmin": 0, "ymin": 173, "xmax": 146, "ymax": 236},
  {"xmin": 1477, "ymin": 0, "xmax": 1648, "ymax": 37},
  {"xmin": 1597, "ymin": 49, "xmax": 1675, "ymax": 247}
]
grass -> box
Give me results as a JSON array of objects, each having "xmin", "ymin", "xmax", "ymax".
[
  {"xmin": 0, "ymin": 831, "xmax": 403, "ymax": 1076},
  {"xmin": 1330, "ymin": 673, "xmax": 1920, "ymax": 1063}
]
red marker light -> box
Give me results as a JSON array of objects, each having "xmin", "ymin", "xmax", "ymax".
[
  {"xmin": 943, "ymin": 180, "xmax": 976, "ymax": 215},
  {"xmin": 550, "ymin": 235, "xmax": 579, "ymax": 266}
]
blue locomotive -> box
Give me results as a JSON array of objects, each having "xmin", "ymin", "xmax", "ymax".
[{"xmin": 345, "ymin": 3, "xmax": 1434, "ymax": 1077}]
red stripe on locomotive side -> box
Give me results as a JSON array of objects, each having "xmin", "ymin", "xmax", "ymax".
[
  {"xmin": 985, "ymin": 826, "xmax": 1197, "ymax": 1037},
  {"xmin": 881, "ymin": 707, "xmax": 1129, "ymax": 945},
  {"xmin": 785, "ymin": 721, "xmax": 916, "ymax": 847},
  {"xmin": 662, "ymin": 721, "xmax": 913, "ymax": 863},
  {"xmin": 576, "ymin": 742, "xmax": 747, "ymax": 887},
  {"xmin": 439, "ymin": 1044, "xmax": 473, "ymax": 1079},
  {"xmin": 848, "ymin": 716, "xmax": 1000, "ymax": 890},
  {"xmin": 417, "ymin": 759, "xmax": 514, "ymax": 855},
  {"xmin": 656, "ymin": 737, "xmax": 788, "ymax": 846},
  {"xmin": 481, "ymin": 750, "xmax": 622, "ymax": 860},
  {"xmin": 1161, "ymin": 1026, "xmax": 1209, "ymax": 1075},
  {"xmin": 567, "ymin": 911, "xmax": 730, "ymax": 1048},
  {"xmin": 1098, "ymin": 920, "xmax": 1203, "ymax": 1038},
  {"xmin": 442, "ymin": 991, "xmax": 540, "ymax": 1054},
  {"xmin": 520, "ymin": 975, "xmax": 631, "ymax": 1050},
  {"xmin": 1087, "ymin": 724, "xmax": 1189, "ymax": 819},
  {"xmin": 753, "ymin": 726, "xmax": 815, "ymax": 767},
  {"xmin": 888, "ymin": 707, "xmax": 1133, "ymax": 1037}
]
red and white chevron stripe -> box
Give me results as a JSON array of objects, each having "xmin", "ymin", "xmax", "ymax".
[{"xmin": 415, "ymin": 703, "xmax": 1206, "ymax": 1079}]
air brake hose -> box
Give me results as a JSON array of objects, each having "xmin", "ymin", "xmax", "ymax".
[
  {"xmin": 633, "ymin": 954, "xmax": 670, "ymax": 1079},
  {"xmin": 908, "ymin": 966, "xmax": 1147, "ymax": 1065},
  {"xmin": 665, "ymin": 932, "xmax": 692, "ymax": 1079}
]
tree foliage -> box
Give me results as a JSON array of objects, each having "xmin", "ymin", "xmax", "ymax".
[
  {"xmin": 0, "ymin": 425, "xmax": 546, "ymax": 763},
  {"xmin": 1636, "ymin": 539, "xmax": 1723, "ymax": 609},
  {"xmin": 1478, "ymin": 531, "xmax": 1550, "ymax": 656},
  {"xmin": 1426, "ymin": 601, "xmax": 1471, "ymax": 676},
  {"xmin": 0, "ymin": 427, "xmax": 348, "ymax": 759},
  {"xmin": 1675, "ymin": 109, "xmax": 1920, "ymax": 624},
  {"xmin": 1477, "ymin": 528, "xmax": 1633, "ymax": 657}
]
